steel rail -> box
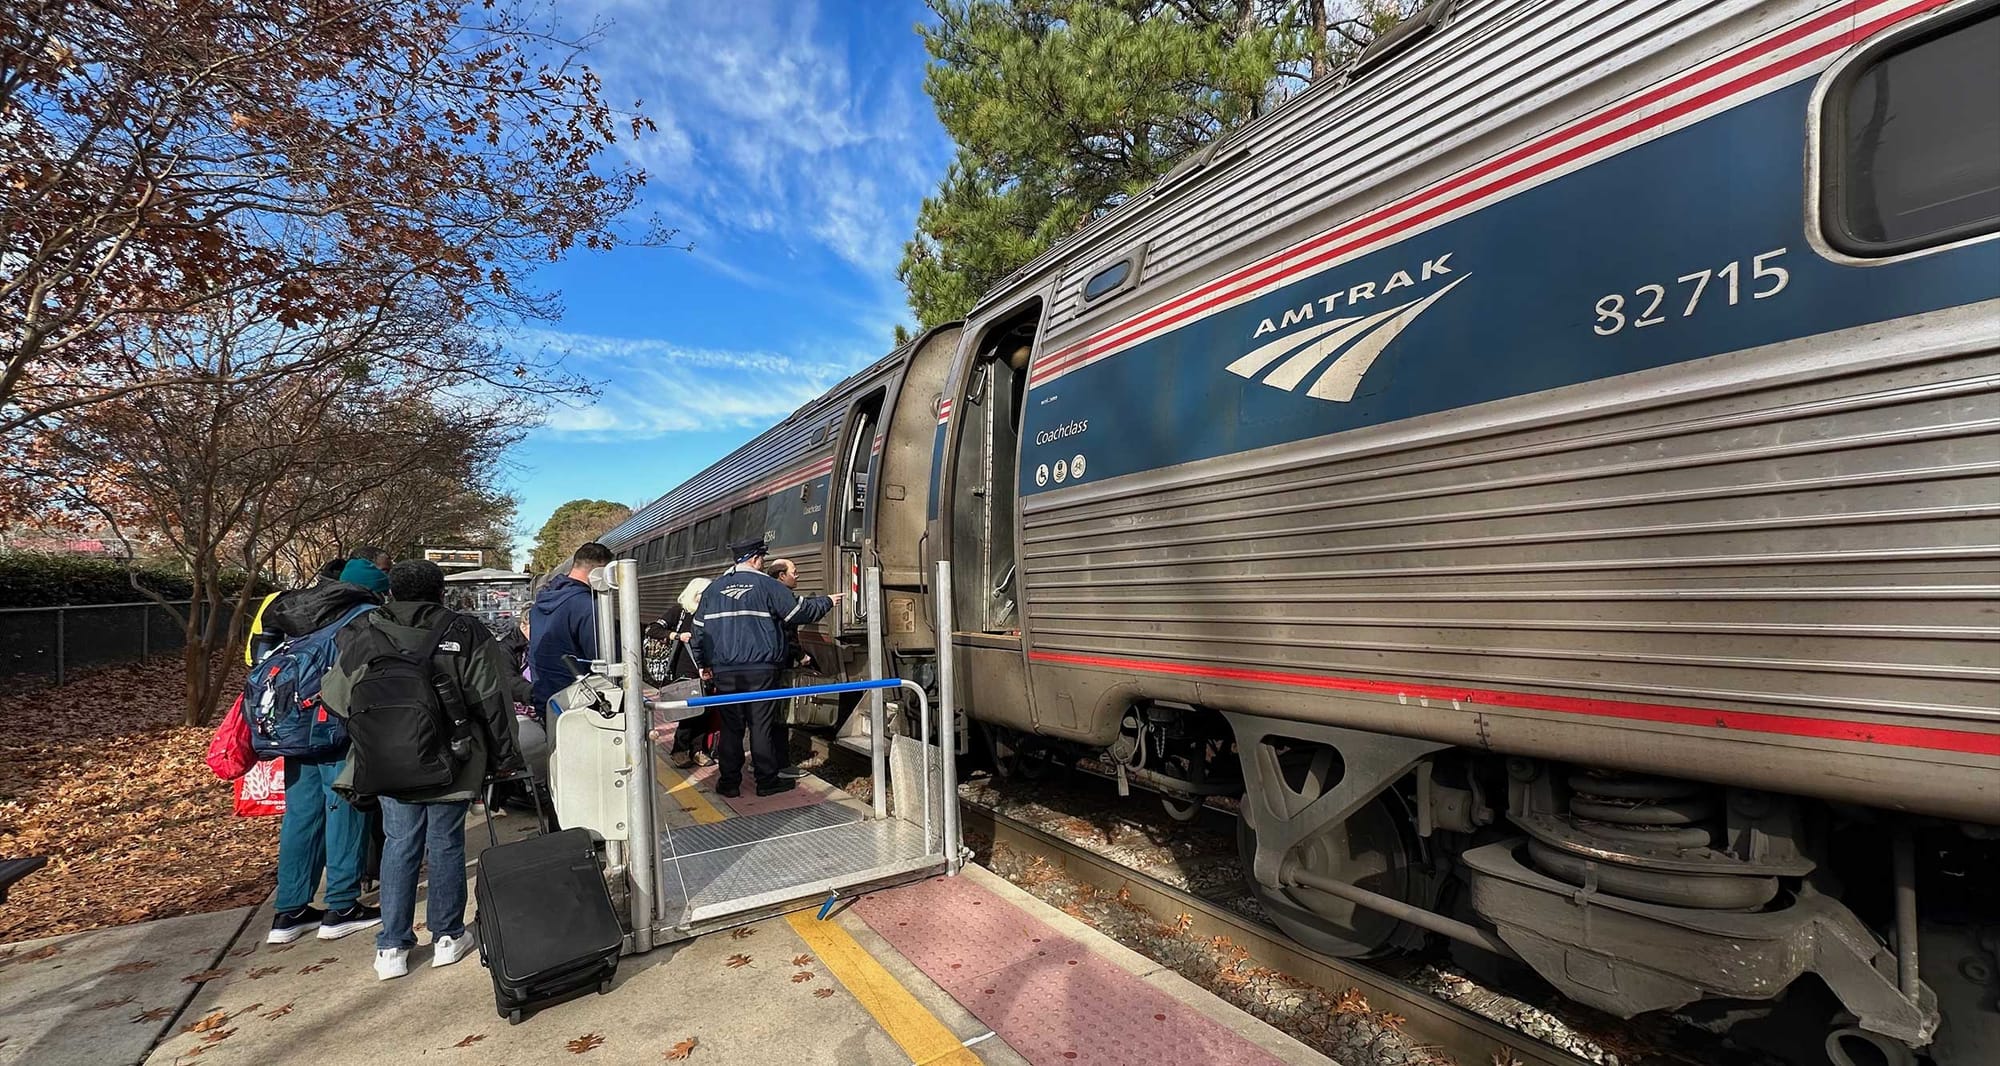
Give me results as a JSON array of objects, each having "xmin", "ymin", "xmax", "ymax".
[{"xmin": 960, "ymin": 799, "xmax": 1597, "ymax": 1066}]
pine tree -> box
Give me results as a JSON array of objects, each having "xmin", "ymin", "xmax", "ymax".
[{"xmin": 899, "ymin": 0, "xmax": 1419, "ymax": 329}]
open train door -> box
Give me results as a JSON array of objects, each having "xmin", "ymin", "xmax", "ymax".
[{"xmin": 936, "ymin": 297, "xmax": 1046, "ymax": 742}]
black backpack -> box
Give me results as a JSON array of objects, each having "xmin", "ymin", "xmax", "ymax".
[{"xmin": 341, "ymin": 613, "xmax": 476, "ymax": 797}]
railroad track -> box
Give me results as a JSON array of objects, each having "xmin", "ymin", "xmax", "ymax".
[{"xmin": 961, "ymin": 798, "xmax": 1598, "ymax": 1066}]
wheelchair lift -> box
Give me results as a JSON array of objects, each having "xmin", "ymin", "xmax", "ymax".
[{"xmin": 549, "ymin": 560, "xmax": 965, "ymax": 952}]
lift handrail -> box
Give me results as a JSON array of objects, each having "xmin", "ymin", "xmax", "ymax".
[{"xmin": 650, "ymin": 677, "xmax": 905, "ymax": 710}]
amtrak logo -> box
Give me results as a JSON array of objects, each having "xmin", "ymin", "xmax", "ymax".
[
  {"xmin": 720, "ymin": 586, "xmax": 751, "ymax": 601},
  {"xmin": 1227, "ymin": 274, "xmax": 1467, "ymax": 402}
]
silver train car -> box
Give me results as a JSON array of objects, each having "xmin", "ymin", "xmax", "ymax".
[{"xmin": 604, "ymin": 2, "xmax": 2000, "ymax": 1060}]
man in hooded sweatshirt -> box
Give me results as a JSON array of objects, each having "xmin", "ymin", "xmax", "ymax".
[
  {"xmin": 258, "ymin": 577, "xmax": 385, "ymax": 945},
  {"xmin": 320, "ymin": 560, "xmax": 526, "ymax": 980},
  {"xmin": 527, "ymin": 542, "xmax": 609, "ymax": 718},
  {"xmin": 338, "ymin": 546, "xmax": 392, "ymax": 597}
]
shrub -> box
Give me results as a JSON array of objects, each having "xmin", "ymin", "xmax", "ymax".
[{"xmin": 0, "ymin": 553, "xmax": 274, "ymax": 608}]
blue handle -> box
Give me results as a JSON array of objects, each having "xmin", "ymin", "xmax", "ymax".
[{"xmin": 677, "ymin": 677, "xmax": 904, "ymax": 708}]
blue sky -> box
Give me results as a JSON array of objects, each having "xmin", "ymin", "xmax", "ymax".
[{"xmin": 500, "ymin": 0, "xmax": 953, "ymax": 562}]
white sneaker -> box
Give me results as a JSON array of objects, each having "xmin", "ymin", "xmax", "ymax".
[
  {"xmin": 374, "ymin": 948, "xmax": 409, "ymax": 981},
  {"xmin": 432, "ymin": 933, "xmax": 472, "ymax": 968}
]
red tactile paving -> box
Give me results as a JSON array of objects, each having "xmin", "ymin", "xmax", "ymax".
[{"xmin": 854, "ymin": 875, "xmax": 1290, "ymax": 1066}]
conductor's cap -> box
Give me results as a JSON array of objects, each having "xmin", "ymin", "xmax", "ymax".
[{"xmin": 731, "ymin": 538, "xmax": 769, "ymax": 562}]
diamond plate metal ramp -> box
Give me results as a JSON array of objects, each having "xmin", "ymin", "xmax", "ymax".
[{"xmin": 658, "ymin": 802, "xmax": 941, "ymax": 929}]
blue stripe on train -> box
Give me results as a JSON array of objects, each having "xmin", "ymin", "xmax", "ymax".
[{"xmin": 1019, "ymin": 81, "xmax": 2000, "ymax": 495}]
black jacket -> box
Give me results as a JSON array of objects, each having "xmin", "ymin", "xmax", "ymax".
[
  {"xmin": 690, "ymin": 566, "xmax": 832, "ymax": 671},
  {"xmin": 263, "ymin": 581, "xmax": 383, "ymax": 638}
]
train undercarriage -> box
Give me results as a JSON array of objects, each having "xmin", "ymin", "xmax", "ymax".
[{"xmin": 974, "ymin": 706, "xmax": 1998, "ymax": 1066}]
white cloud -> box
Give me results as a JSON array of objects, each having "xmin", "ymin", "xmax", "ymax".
[
  {"xmin": 514, "ymin": 327, "xmax": 868, "ymax": 439},
  {"xmin": 570, "ymin": 0, "xmax": 946, "ymax": 283}
]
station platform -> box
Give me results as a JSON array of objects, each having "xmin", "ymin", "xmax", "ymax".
[{"xmin": 1, "ymin": 761, "xmax": 1331, "ymax": 1066}]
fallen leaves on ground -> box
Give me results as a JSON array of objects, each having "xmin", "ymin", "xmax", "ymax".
[
  {"xmin": 226, "ymin": 946, "xmax": 255, "ymax": 957},
  {"xmin": 0, "ymin": 658, "xmax": 275, "ymax": 942},
  {"xmin": 728, "ymin": 927, "xmax": 753, "ymax": 940},
  {"xmin": 723, "ymin": 953, "xmax": 751, "ymax": 968},
  {"xmin": 790, "ymin": 971, "xmax": 813, "ymax": 983},
  {"xmin": 1332, "ymin": 988, "xmax": 1370, "ymax": 1014},
  {"xmin": 451, "ymin": 1034, "xmax": 486, "ymax": 1048},
  {"xmin": 790, "ymin": 954, "xmax": 811, "ymax": 966},
  {"xmin": 664, "ymin": 1036, "xmax": 698, "ymax": 1060},
  {"xmin": 91, "ymin": 995, "xmax": 137, "ymax": 1010},
  {"xmin": 183, "ymin": 1010, "xmax": 231, "ymax": 1034},
  {"xmin": 133, "ymin": 1007, "xmax": 174, "ymax": 1023},
  {"xmin": 260, "ymin": 1003, "xmax": 293, "ymax": 1020},
  {"xmin": 248, "ymin": 966, "xmax": 282, "ymax": 979},
  {"xmin": 566, "ymin": 1032, "xmax": 605, "ymax": 1054},
  {"xmin": 812, "ymin": 988, "xmax": 834, "ymax": 999},
  {"xmin": 197, "ymin": 1027, "xmax": 237, "ymax": 1045},
  {"xmin": 317, "ymin": 956, "xmax": 337, "ymax": 964},
  {"xmin": 296, "ymin": 963, "xmax": 324, "ymax": 975},
  {"xmin": 182, "ymin": 967, "xmax": 232, "ymax": 983},
  {"xmin": 0, "ymin": 944, "xmax": 59, "ymax": 967}
]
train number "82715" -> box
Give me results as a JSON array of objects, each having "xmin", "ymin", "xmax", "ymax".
[{"xmin": 1592, "ymin": 248, "xmax": 1790, "ymax": 336}]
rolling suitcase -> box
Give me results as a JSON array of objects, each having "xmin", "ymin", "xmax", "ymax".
[{"xmin": 475, "ymin": 783, "xmax": 622, "ymax": 1023}]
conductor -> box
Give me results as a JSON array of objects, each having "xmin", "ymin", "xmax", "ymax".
[{"xmin": 689, "ymin": 539, "xmax": 840, "ymax": 797}]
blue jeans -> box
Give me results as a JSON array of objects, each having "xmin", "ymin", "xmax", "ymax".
[
  {"xmin": 376, "ymin": 797, "xmax": 469, "ymax": 951},
  {"xmin": 275, "ymin": 757, "xmax": 365, "ymax": 912}
]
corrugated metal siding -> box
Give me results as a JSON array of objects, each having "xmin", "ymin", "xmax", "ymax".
[
  {"xmin": 1020, "ymin": 307, "xmax": 2000, "ymax": 732},
  {"xmin": 1021, "ymin": 1, "xmax": 1803, "ymax": 343}
]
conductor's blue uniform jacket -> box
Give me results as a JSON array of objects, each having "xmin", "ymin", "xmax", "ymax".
[{"xmin": 690, "ymin": 565, "xmax": 834, "ymax": 672}]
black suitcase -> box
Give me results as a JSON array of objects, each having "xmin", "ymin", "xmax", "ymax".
[{"xmin": 475, "ymin": 786, "xmax": 622, "ymax": 1023}]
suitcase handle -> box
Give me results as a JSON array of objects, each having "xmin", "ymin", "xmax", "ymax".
[{"xmin": 483, "ymin": 771, "xmax": 549, "ymax": 848}]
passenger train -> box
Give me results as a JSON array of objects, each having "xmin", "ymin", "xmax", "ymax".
[{"xmin": 603, "ymin": 2, "xmax": 2000, "ymax": 1061}]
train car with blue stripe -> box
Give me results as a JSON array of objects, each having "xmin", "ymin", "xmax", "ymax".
[{"xmin": 609, "ymin": 2, "xmax": 1999, "ymax": 1058}]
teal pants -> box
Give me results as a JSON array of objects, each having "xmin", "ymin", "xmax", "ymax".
[{"xmin": 274, "ymin": 756, "xmax": 365, "ymax": 912}]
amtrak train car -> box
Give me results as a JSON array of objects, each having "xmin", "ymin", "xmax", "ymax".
[{"xmin": 603, "ymin": 2, "xmax": 2000, "ymax": 1060}]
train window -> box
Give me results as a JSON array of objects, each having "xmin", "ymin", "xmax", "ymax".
[
  {"xmin": 665, "ymin": 526, "xmax": 689, "ymax": 564},
  {"xmin": 1081, "ymin": 259, "xmax": 1131, "ymax": 302},
  {"xmin": 725, "ymin": 501, "xmax": 764, "ymax": 546},
  {"xmin": 640, "ymin": 536, "xmax": 664, "ymax": 572},
  {"xmin": 1823, "ymin": 7, "xmax": 2000, "ymax": 255},
  {"xmin": 692, "ymin": 513, "xmax": 724, "ymax": 556}
]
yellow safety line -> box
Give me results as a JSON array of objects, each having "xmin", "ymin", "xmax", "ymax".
[
  {"xmin": 786, "ymin": 911, "xmax": 983, "ymax": 1066},
  {"xmin": 654, "ymin": 755, "xmax": 729, "ymax": 824}
]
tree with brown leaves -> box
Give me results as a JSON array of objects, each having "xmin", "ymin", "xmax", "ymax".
[{"xmin": 0, "ymin": 0, "xmax": 664, "ymax": 436}]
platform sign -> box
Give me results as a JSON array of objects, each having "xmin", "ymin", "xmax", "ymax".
[{"xmin": 423, "ymin": 547, "xmax": 482, "ymax": 570}]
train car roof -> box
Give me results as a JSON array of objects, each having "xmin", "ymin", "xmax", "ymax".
[{"xmin": 600, "ymin": 342, "xmax": 911, "ymax": 550}]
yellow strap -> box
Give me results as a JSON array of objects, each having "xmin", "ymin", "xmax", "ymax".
[
  {"xmin": 785, "ymin": 911, "xmax": 982, "ymax": 1065},
  {"xmin": 243, "ymin": 591, "xmax": 281, "ymax": 665}
]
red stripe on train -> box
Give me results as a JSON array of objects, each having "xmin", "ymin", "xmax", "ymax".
[
  {"xmin": 1028, "ymin": 649, "xmax": 2000, "ymax": 757},
  {"xmin": 1027, "ymin": 0, "xmax": 1948, "ymax": 388}
]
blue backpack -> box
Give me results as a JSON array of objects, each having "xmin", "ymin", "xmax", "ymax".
[{"xmin": 246, "ymin": 603, "xmax": 376, "ymax": 760}]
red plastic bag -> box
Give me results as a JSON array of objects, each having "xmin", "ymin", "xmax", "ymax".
[
  {"xmin": 205, "ymin": 695, "xmax": 256, "ymax": 780},
  {"xmin": 233, "ymin": 758, "xmax": 286, "ymax": 817}
]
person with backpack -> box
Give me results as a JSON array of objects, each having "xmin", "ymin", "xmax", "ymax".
[
  {"xmin": 252, "ymin": 579, "xmax": 386, "ymax": 945},
  {"xmin": 527, "ymin": 542, "xmax": 609, "ymax": 718},
  {"xmin": 319, "ymin": 560, "xmax": 526, "ymax": 981}
]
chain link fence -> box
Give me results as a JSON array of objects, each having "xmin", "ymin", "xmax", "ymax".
[{"xmin": 0, "ymin": 602, "xmax": 205, "ymax": 687}]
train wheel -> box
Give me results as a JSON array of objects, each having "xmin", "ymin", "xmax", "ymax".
[
  {"xmin": 1236, "ymin": 793, "xmax": 1417, "ymax": 958},
  {"xmin": 984, "ymin": 725, "xmax": 1048, "ymax": 781}
]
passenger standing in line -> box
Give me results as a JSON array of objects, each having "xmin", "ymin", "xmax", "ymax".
[
  {"xmin": 762, "ymin": 558, "xmax": 814, "ymax": 780},
  {"xmin": 320, "ymin": 560, "xmax": 527, "ymax": 981},
  {"xmin": 689, "ymin": 540, "xmax": 838, "ymax": 797},
  {"xmin": 339, "ymin": 545, "xmax": 393, "ymax": 597},
  {"xmin": 245, "ymin": 557, "xmax": 349, "ymax": 664},
  {"xmin": 660, "ymin": 577, "xmax": 717, "ymax": 769},
  {"xmin": 257, "ymin": 579, "xmax": 385, "ymax": 945},
  {"xmin": 528, "ymin": 543, "xmax": 610, "ymax": 718}
]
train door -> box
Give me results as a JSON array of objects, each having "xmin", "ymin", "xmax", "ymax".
[
  {"xmin": 941, "ymin": 300, "xmax": 1042, "ymax": 735},
  {"xmin": 833, "ymin": 389, "xmax": 885, "ymax": 641}
]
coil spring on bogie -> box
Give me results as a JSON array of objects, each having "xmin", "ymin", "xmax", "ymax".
[
  {"xmin": 1567, "ymin": 771, "xmax": 1718, "ymax": 850},
  {"xmin": 1527, "ymin": 771, "xmax": 1779, "ymax": 911}
]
